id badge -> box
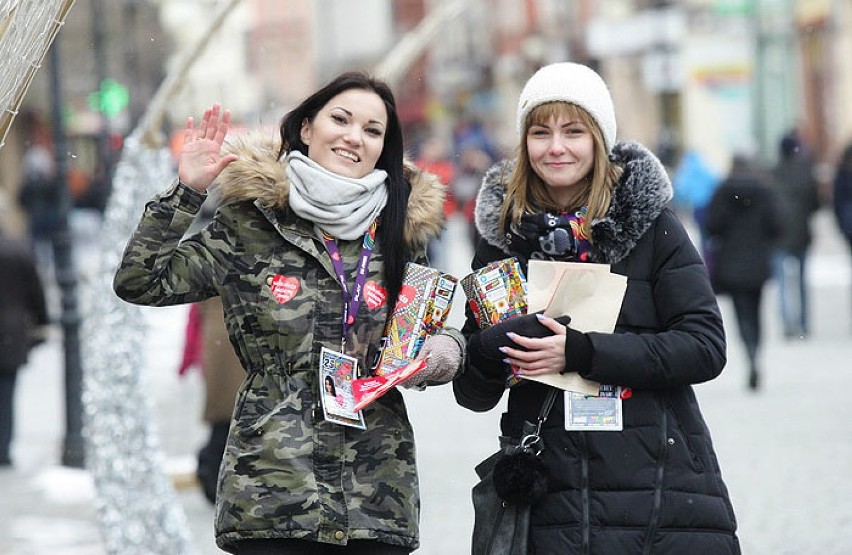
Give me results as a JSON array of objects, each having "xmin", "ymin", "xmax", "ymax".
[
  {"xmin": 564, "ymin": 385, "xmax": 623, "ymax": 431},
  {"xmin": 319, "ymin": 347, "xmax": 366, "ymax": 430}
]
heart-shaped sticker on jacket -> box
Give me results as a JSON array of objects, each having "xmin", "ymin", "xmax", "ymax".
[
  {"xmin": 268, "ymin": 275, "xmax": 301, "ymax": 304},
  {"xmin": 363, "ymin": 280, "xmax": 388, "ymax": 310}
]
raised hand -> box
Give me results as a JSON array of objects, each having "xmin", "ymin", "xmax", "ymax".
[{"xmin": 177, "ymin": 103, "xmax": 238, "ymax": 192}]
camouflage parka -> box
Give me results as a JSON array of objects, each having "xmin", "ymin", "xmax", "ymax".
[{"xmin": 113, "ymin": 132, "xmax": 447, "ymax": 552}]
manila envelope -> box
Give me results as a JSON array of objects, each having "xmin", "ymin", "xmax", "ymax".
[{"xmin": 523, "ymin": 262, "xmax": 627, "ymax": 395}]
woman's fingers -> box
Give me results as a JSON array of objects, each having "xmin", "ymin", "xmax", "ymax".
[
  {"xmin": 504, "ymin": 332, "xmax": 552, "ymax": 351},
  {"xmin": 183, "ymin": 116, "xmax": 196, "ymax": 144},
  {"xmin": 215, "ymin": 153, "xmax": 239, "ymax": 174},
  {"xmin": 178, "ymin": 104, "xmax": 236, "ymax": 189},
  {"xmin": 199, "ymin": 106, "xmax": 213, "ymax": 137},
  {"xmin": 205, "ymin": 104, "xmax": 220, "ymax": 140},
  {"xmin": 535, "ymin": 314, "xmax": 568, "ymax": 334},
  {"xmin": 213, "ymin": 108, "xmax": 231, "ymax": 145},
  {"xmin": 502, "ymin": 332, "xmax": 566, "ymax": 375}
]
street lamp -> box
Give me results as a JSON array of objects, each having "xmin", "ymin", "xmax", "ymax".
[{"xmin": 49, "ymin": 34, "xmax": 85, "ymax": 469}]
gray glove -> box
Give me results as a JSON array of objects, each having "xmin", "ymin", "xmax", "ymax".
[{"xmin": 401, "ymin": 332, "xmax": 463, "ymax": 389}]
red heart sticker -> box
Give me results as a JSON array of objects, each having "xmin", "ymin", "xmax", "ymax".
[
  {"xmin": 269, "ymin": 275, "xmax": 300, "ymax": 304},
  {"xmin": 395, "ymin": 285, "xmax": 416, "ymax": 311},
  {"xmin": 363, "ymin": 281, "xmax": 388, "ymax": 310}
]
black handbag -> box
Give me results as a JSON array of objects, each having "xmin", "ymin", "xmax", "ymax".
[{"xmin": 471, "ymin": 389, "xmax": 559, "ymax": 555}]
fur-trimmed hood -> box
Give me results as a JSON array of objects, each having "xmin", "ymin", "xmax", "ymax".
[
  {"xmin": 475, "ymin": 140, "xmax": 673, "ymax": 265},
  {"xmin": 213, "ymin": 130, "xmax": 446, "ymax": 250}
]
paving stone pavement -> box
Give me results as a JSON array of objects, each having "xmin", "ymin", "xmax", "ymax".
[{"xmin": 1, "ymin": 210, "xmax": 850, "ymax": 554}]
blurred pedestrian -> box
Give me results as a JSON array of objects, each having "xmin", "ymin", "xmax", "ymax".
[
  {"xmin": 832, "ymin": 141, "xmax": 852, "ymax": 327},
  {"xmin": 177, "ymin": 296, "xmax": 245, "ymax": 505},
  {"xmin": 455, "ymin": 62, "xmax": 740, "ymax": 553},
  {"xmin": 453, "ymin": 117, "xmax": 499, "ymax": 163},
  {"xmin": 114, "ymin": 72, "xmax": 464, "ymax": 554},
  {"xmin": 17, "ymin": 140, "xmax": 60, "ymax": 274},
  {"xmin": 671, "ymin": 148, "xmax": 721, "ymax": 270},
  {"xmin": 0, "ymin": 225, "xmax": 49, "ymax": 466},
  {"xmin": 453, "ymin": 145, "xmax": 493, "ymax": 247},
  {"xmin": 413, "ymin": 135, "xmax": 456, "ymax": 269},
  {"xmin": 707, "ymin": 154, "xmax": 782, "ymax": 390},
  {"xmin": 772, "ymin": 129, "xmax": 821, "ymax": 338}
]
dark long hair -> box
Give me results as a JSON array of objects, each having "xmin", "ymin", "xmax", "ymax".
[{"xmin": 278, "ymin": 71, "xmax": 411, "ymax": 309}]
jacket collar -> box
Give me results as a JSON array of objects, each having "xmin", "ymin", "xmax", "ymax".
[
  {"xmin": 214, "ymin": 130, "xmax": 446, "ymax": 251},
  {"xmin": 474, "ymin": 140, "xmax": 673, "ymax": 265}
]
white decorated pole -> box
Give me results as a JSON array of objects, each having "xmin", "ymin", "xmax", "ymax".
[{"xmin": 82, "ymin": 1, "xmax": 242, "ymax": 553}]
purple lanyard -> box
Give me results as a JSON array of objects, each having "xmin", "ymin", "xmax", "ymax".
[{"xmin": 321, "ymin": 219, "xmax": 378, "ymax": 348}]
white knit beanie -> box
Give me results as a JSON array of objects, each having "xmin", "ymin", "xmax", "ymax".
[{"xmin": 516, "ymin": 62, "xmax": 617, "ymax": 153}]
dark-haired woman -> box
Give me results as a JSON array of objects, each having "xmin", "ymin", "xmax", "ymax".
[{"xmin": 114, "ymin": 72, "xmax": 464, "ymax": 554}]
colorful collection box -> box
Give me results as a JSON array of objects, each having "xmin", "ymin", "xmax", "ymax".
[
  {"xmin": 460, "ymin": 257, "xmax": 528, "ymax": 328},
  {"xmin": 353, "ymin": 263, "xmax": 457, "ymax": 411}
]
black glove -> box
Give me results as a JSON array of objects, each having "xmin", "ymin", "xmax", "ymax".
[{"xmin": 474, "ymin": 313, "xmax": 572, "ymax": 361}]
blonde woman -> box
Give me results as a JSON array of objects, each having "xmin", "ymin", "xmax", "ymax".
[{"xmin": 456, "ymin": 63, "xmax": 740, "ymax": 554}]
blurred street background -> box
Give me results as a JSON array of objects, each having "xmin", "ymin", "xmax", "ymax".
[{"xmin": 1, "ymin": 0, "xmax": 852, "ymax": 554}]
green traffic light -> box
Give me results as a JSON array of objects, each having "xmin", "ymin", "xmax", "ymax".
[{"xmin": 87, "ymin": 78, "xmax": 130, "ymax": 118}]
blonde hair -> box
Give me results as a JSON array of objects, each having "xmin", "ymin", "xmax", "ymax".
[{"xmin": 500, "ymin": 102, "xmax": 622, "ymax": 239}]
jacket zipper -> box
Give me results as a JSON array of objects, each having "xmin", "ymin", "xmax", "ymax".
[{"xmin": 642, "ymin": 407, "xmax": 667, "ymax": 555}]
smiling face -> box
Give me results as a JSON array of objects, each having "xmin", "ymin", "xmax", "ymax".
[
  {"xmin": 299, "ymin": 88, "xmax": 388, "ymax": 179},
  {"xmin": 525, "ymin": 103, "xmax": 596, "ymax": 207}
]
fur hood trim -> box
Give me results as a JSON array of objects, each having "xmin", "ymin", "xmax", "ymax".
[
  {"xmin": 214, "ymin": 130, "xmax": 446, "ymax": 249},
  {"xmin": 475, "ymin": 140, "xmax": 673, "ymax": 264}
]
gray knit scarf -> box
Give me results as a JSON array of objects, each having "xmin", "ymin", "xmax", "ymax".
[{"xmin": 285, "ymin": 150, "xmax": 388, "ymax": 240}]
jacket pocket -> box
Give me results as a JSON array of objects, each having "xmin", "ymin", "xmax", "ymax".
[
  {"xmin": 664, "ymin": 402, "xmax": 706, "ymax": 472},
  {"xmin": 232, "ymin": 370, "xmax": 261, "ymax": 423}
]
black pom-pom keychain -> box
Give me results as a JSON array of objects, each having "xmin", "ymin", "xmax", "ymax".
[
  {"xmin": 491, "ymin": 388, "xmax": 558, "ymax": 505},
  {"xmin": 492, "ymin": 433, "xmax": 549, "ymax": 505}
]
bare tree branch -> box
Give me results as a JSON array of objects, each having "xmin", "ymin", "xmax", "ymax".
[{"xmin": 372, "ymin": 0, "xmax": 470, "ymax": 87}]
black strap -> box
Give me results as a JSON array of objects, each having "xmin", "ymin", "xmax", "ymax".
[
  {"xmin": 534, "ymin": 388, "xmax": 559, "ymax": 436},
  {"xmin": 519, "ymin": 388, "xmax": 560, "ymax": 456}
]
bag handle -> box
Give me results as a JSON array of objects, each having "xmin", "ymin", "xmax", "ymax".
[{"xmin": 519, "ymin": 388, "xmax": 559, "ymax": 456}]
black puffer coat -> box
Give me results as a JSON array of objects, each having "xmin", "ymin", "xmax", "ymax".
[
  {"xmin": 0, "ymin": 231, "xmax": 48, "ymax": 373},
  {"xmin": 454, "ymin": 142, "xmax": 740, "ymax": 554}
]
